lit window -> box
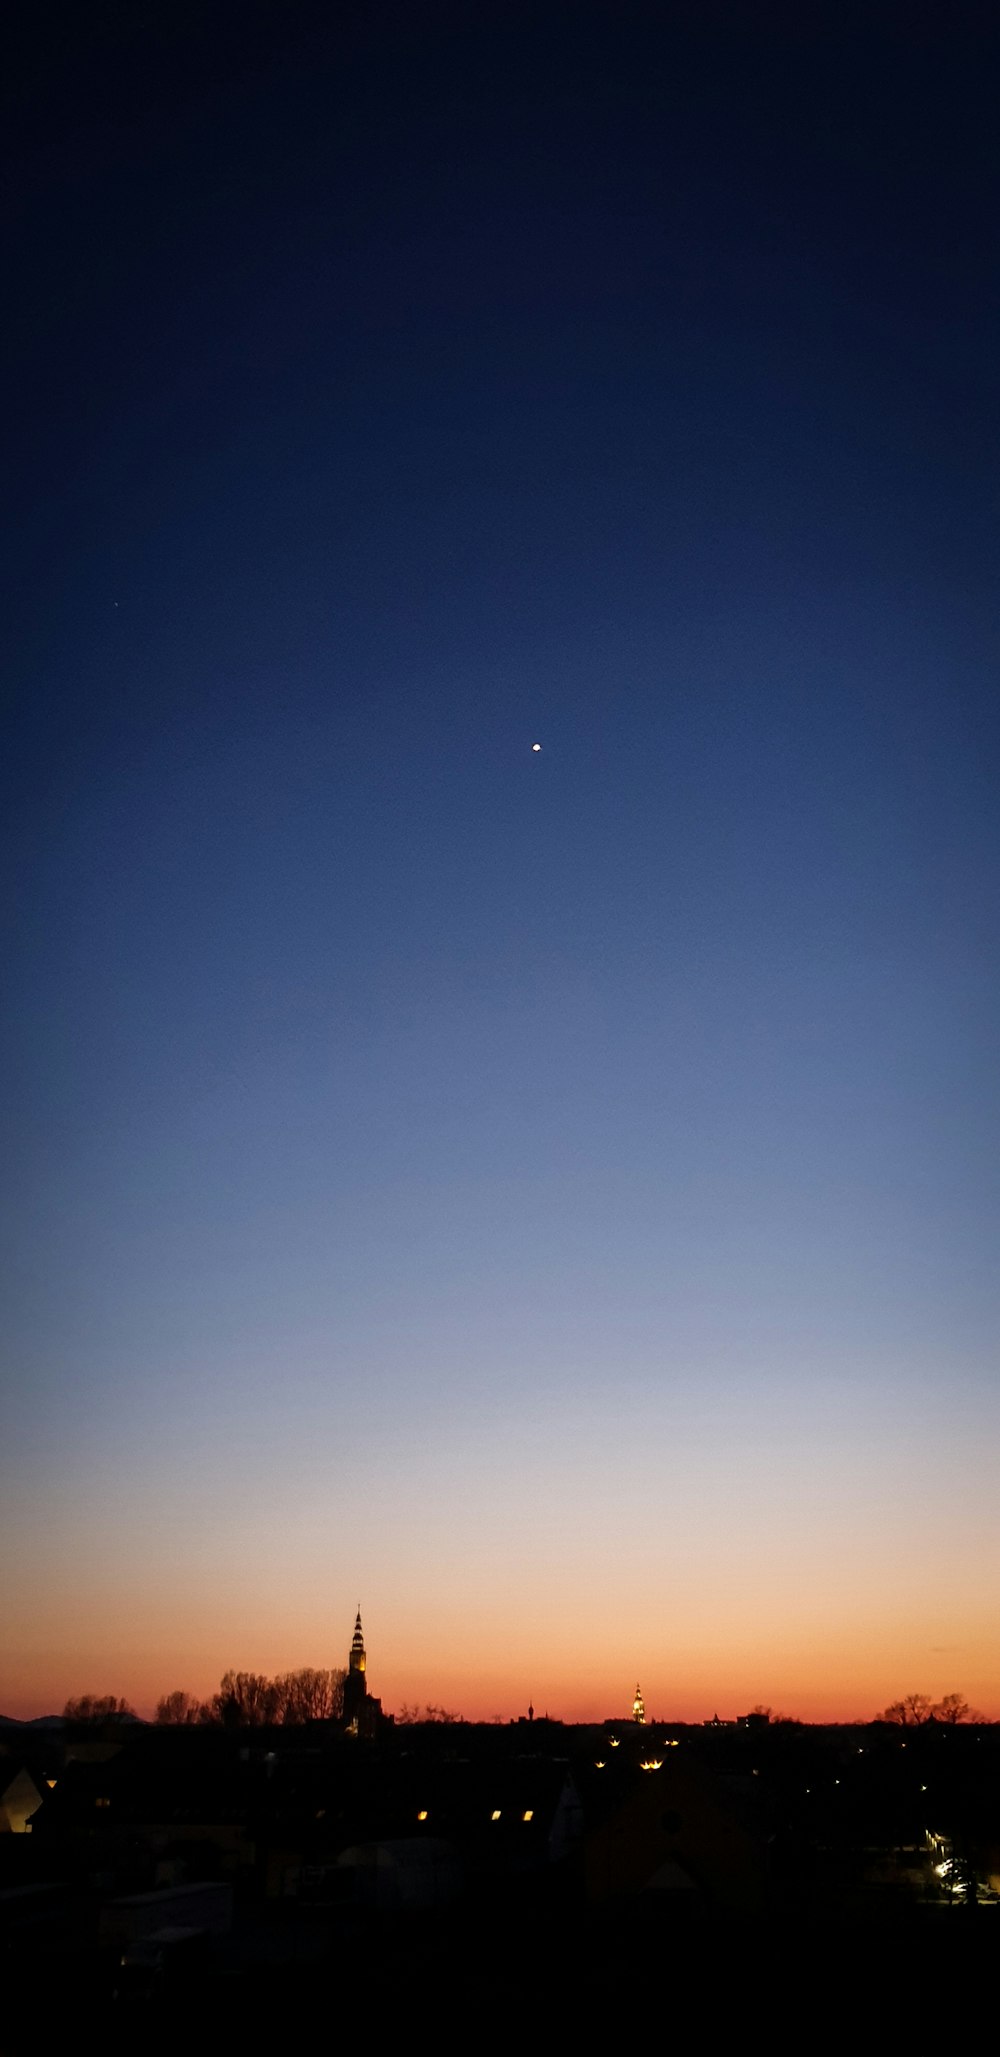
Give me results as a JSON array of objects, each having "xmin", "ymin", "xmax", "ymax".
[
  {"xmin": 491, "ymin": 1809, "xmax": 501, "ymax": 1821},
  {"xmin": 417, "ymin": 1810, "xmax": 428, "ymax": 1822},
  {"xmin": 522, "ymin": 1810, "xmax": 533, "ymax": 1822}
]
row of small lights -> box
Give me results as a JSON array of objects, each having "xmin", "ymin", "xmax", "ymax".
[
  {"xmin": 416, "ymin": 1809, "xmax": 534, "ymax": 1823},
  {"xmin": 799, "ymin": 1778, "xmax": 931, "ymax": 1795},
  {"xmin": 596, "ymin": 1737, "xmax": 681, "ymax": 1768}
]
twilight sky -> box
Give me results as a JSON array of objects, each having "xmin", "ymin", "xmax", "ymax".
[{"xmin": 3, "ymin": 2, "xmax": 998, "ymax": 1722}]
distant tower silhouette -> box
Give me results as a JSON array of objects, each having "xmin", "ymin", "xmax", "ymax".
[
  {"xmin": 343, "ymin": 1605, "xmax": 368, "ymax": 1733},
  {"xmin": 632, "ymin": 1683, "xmax": 646, "ymax": 1725}
]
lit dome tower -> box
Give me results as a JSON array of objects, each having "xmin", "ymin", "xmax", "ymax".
[{"xmin": 632, "ymin": 1683, "xmax": 646, "ymax": 1725}]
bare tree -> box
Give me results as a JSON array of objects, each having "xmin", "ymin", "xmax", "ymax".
[
  {"xmin": 212, "ymin": 1667, "xmax": 345, "ymax": 1726},
  {"xmin": 932, "ymin": 1693, "xmax": 983, "ymax": 1724},
  {"xmin": 63, "ymin": 1694, "xmax": 136, "ymax": 1722},
  {"xmin": 276, "ymin": 1667, "xmax": 345, "ymax": 1722},
  {"xmin": 878, "ymin": 1691, "xmax": 983, "ymax": 1726},
  {"xmin": 156, "ymin": 1690, "xmax": 203, "ymax": 1725},
  {"xmin": 396, "ymin": 1702, "xmax": 461, "ymax": 1724},
  {"xmin": 216, "ymin": 1671, "xmax": 280, "ymax": 1726},
  {"xmin": 877, "ymin": 1693, "xmax": 934, "ymax": 1725}
]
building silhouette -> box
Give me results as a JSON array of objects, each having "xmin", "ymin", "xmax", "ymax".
[{"xmin": 342, "ymin": 1606, "xmax": 383, "ymax": 1737}]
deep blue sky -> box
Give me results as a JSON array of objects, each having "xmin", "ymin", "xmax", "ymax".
[{"xmin": 3, "ymin": 3, "xmax": 998, "ymax": 1717}]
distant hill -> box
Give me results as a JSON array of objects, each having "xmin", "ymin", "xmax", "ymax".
[
  {"xmin": 0, "ymin": 1714, "xmax": 67, "ymax": 1729},
  {"xmin": 0, "ymin": 1713, "xmax": 146, "ymax": 1729}
]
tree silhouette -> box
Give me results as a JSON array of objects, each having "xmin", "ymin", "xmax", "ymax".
[
  {"xmin": 931, "ymin": 1692, "xmax": 983, "ymax": 1724},
  {"xmin": 396, "ymin": 1702, "xmax": 461, "ymax": 1724},
  {"xmin": 215, "ymin": 1672, "xmax": 280, "ymax": 1725},
  {"xmin": 212, "ymin": 1667, "xmax": 346, "ymax": 1725},
  {"xmin": 877, "ymin": 1691, "xmax": 982, "ymax": 1725},
  {"xmin": 155, "ymin": 1690, "xmax": 206, "ymax": 1724},
  {"xmin": 878, "ymin": 1694, "xmax": 933, "ymax": 1725},
  {"xmin": 63, "ymin": 1694, "xmax": 136, "ymax": 1722},
  {"xmin": 273, "ymin": 1668, "xmax": 345, "ymax": 1721}
]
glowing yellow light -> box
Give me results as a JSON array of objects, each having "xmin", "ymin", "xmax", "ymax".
[
  {"xmin": 417, "ymin": 1810, "xmax": 428, "ymax": 1822},
  {"xmin": 491, "ymin": 1809, "xmax": 501, "ymax": 1821},
  {"xmin": 595, "ymin": 1760, "xmax": 605, "ymax": 1769},
  {"xmin": 609, "ymin": 1737, "xmax": 620, "ymax": 1748},
  {"xmin": 522, "ymin": 1810, "xmax": 533, "ymax": 1822},
  {"xmin": 640, "ymin": 1759, "xmax": 663, "ymax": 1772}
]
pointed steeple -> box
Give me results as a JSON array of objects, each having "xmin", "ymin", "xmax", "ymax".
[{"xmin": 632, "ymin": 1682, "xmax": 646, "ymax": 1725}]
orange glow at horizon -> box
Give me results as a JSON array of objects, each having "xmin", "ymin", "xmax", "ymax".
[
  {"xmin": 5, "ymin": 1371, "xmax": 998, "ymax": 1728},
  {"xmin": 4, "ymin": 1589, "xmax": 998, "ymax": 1727}
]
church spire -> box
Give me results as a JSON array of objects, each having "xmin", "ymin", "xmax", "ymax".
[
  {"xmin": 343, "ymin": 1605, "xmax": 369, "ymax": 1735},
  {"xmin": 632, "ymin": 1682, "xmax": 646, "ymax": 1725}
]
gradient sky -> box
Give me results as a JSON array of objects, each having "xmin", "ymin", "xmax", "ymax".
[{"xmin": 3, "ymin": 3, "xmax": 998, "ymax": 1723}]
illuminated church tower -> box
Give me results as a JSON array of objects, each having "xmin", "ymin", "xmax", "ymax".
[
  {"xmin": 632, "ymin": 1683, "xmax": 646, "ymax": 1725},
  {"xmin": 343, "ymin": 1606, "xmax": 367, "ymax": 1733}
]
